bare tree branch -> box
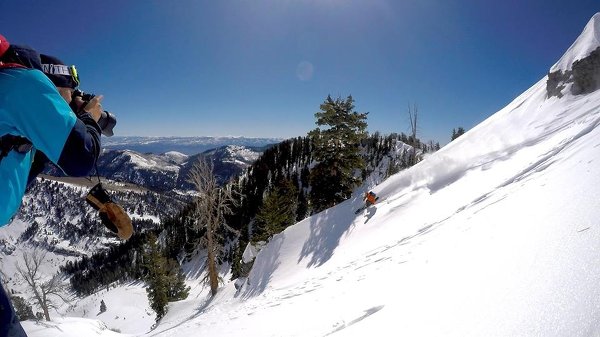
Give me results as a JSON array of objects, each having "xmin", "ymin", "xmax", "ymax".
[
  {"xmin": 187, "ymin": 158, "xmax": 240, "ymax": 296},
  {"xmin": 15, "ymin": 249, "xmax": 70, "ymax": 321},
  {"xmin": 408, "ymin": 103, "xmax": 419, "ymax": 165}
]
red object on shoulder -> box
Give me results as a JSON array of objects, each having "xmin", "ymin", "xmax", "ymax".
[
  {"xmin": 0, "ymin": 34, "xmax": 9, "ymax": 57},
  {"xmin": 0, "ymin": 34, "xmax": 26, "ymax": 69}
]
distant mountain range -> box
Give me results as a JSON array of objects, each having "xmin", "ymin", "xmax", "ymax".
[
  {"xmin": 43, "ymin": 144, "xmax": 267, "ymax": 192},
  {"xmin": 102, "ymin": 136, "xmax": 281, "ymax": 155},
  {"xmin": 97, "ymin": 145, "xmax": 264, "ymax": 191},
  {"xmin": 41, "ymin": 135, "xmax": 278, "ymax": 192}
]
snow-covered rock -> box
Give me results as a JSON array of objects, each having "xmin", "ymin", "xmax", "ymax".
[{"xmin": 551, "ymin": 12, "xmax": 600, "ymax": 72}]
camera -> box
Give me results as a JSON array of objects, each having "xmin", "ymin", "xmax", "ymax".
[{"xmin": 70, "ymin": 89, "xmax": 117, "ymax": 137}]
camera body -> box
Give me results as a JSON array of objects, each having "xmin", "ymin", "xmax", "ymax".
[{"xmin": 71, "ymin": 89, "xmax": 117, "ymax": 137}]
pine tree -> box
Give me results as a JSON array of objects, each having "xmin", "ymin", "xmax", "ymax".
[
  {"xmin": 296, "ymin": 189, "xmax": 309, "ymax": 222},
  {"xmin": 254, "ymin": 179, "xmax": 298, "ymax": 241},
  {"xmin": 451, "ymin": 127, "xmax": 465, "ymax": 141},
  {"xmin": 143, "ymin": 233, "xmax": 169, "ymax": 321},
  {"xmin": 99, "ymin": 300, "xmax": 107, "ymax": 314},
  {"xmin": 11, "ymin": 295, "xmax": 35, "ymax": 321},
  {"xmin": 309, "ymin": 95, "xmax": 368, "ymax": 213},
  {"xmin": 165, "ymin": 259, "xmax": 190, "ymax": 301}
]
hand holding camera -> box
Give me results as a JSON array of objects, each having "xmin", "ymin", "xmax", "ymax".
[
  {"xmin": 73, "ymin": 93, "xmax": 103, "ymax": 122},
  {"xmin": 70, "ymin": 90, "xmax": 117, "ymax": 137}
]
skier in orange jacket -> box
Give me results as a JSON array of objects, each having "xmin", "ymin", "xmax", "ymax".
[
  {"xmin": 364, "ymin": 191, "xmax": 378, "ymax": 206},
  {"xmin": 355, "ymin": 191, "xmax": 379, "ymax": 214}
]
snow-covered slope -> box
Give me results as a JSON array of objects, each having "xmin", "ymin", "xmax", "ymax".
[
  {"xmin": 551, "ymin": 12, "xmax": 600, "ymax": 72},
  {"xmin": 202, "ymin": 145, "xmax": 261, "ymax": 166},
  {"xmin": 163, "ymin": 151, "xmax": 189, "ymax": 165},
  {"xmin": 20, "ymin": 12, "xmax": 600, "ymax": 337}
]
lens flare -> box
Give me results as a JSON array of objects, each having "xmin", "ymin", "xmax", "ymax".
[{"xmin": 296, "ymin": 61, "xmax": 314, "ymax": 81}]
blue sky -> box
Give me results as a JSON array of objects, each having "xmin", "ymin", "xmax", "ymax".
[{"xmin": 2, "ymin": 0, "xmax": 599, "ymax": 144}]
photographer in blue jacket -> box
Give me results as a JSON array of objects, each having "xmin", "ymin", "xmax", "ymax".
[{"xmin": 0, "ymin": 34, "xmax": 103, "ymax": 337}]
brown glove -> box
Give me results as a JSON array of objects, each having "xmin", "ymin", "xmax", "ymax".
[{"xmin": 86, "ymin": 183, "xmax": 134, "ymax": 240}]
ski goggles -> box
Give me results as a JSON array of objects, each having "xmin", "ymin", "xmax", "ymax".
[{"xmin": 70, "ymin": 65, "xmax": 80, "ymax": 87}]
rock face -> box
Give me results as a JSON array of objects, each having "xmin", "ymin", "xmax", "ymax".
[
  {"xmin": 546, "ymin": 68, "xmax": 571, "ymax": 98},
  {"xmin": 547, "ymin": 13, "xmax": 600, "ymax": 98},
  {"xmin": 547, "ymin": 46, "xmax": 600, "ymax": 98},
  {"xmin": 571, "ymin": 46, "xmax": 600, "ymax": 95}
]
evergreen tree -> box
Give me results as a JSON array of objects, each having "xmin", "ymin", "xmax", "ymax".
[
  {"xmin": 296, "ymin": 189, "xmax": 309, "ymax": 222},
  {"xmin": 165, "ymin": 259, "xmax": 190, "ymax": 301},
  {"xmin": 253, "ymin": 179, "xmax": 298, "ymax": 242},
  {"xmin": 63, "ymin": 231, "xmax": 149, "ymax": 296},
  {"xmin": 99, "ymin": 300, "xmax": 107, "ymax": 314},
  {"xmin": 143, "ymin": 233, "xmax": 169, "ymax": 321},
  {"xmin": 451, "ymin": 127, "xmax": 466, "ymax": 141},
  {"xmin": 11, "ymin": 295, "xmax": 35, "ymax": 321},
  {"xmin": 309, "ymin": 95, "xmax": 368, "ymax": 213}
]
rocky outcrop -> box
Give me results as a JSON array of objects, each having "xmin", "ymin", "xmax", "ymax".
[
  {"xmin": 571, "ymin": 46, "xmax": 600, "ymax": 94},
  {"xmin": 547, "ymin": 46, "xmax": 600, "ymax": 97}
]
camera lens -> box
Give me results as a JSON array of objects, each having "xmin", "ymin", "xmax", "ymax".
[{"xmin": 97, "ymin": 111, "xmax": 117, "ymax": 137}]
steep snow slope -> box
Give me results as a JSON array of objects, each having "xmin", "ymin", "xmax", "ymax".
[{"xmin": 150, "ymin": 81, "xmax": 600, "ymax": 337}]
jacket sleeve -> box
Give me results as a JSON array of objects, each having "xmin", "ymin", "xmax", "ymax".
[{"xmin": 56, "ymin": 113, "xmax": 101, "ymax": 177}]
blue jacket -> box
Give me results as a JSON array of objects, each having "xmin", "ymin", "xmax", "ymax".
[{"xmin": 0, "ymin": 68, "xmax": 101, "ymax": 226}]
